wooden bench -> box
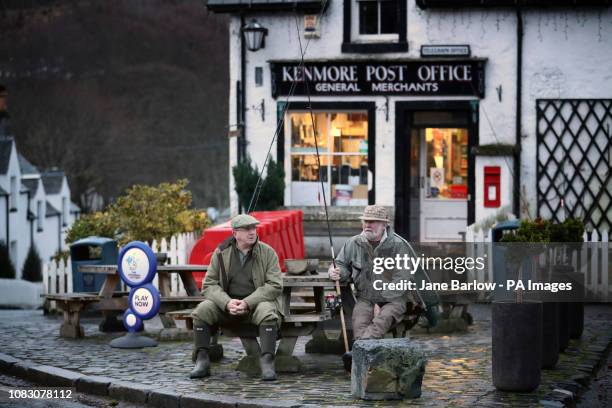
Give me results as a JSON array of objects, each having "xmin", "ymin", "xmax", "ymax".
[
  {"xmin": 158, "ymin": 297, "xmax": 206, "ymax": 328},
  {"xmin": 45, "ymin": 293, "xmax": 100, "ymax": 338},
  {"xmin": 168, "ymin": 307, "xmax": 331, "ymax": 373}
]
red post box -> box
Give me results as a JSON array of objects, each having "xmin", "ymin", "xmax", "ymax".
[{"xmin": 484, "ymin": 166, "xmax": 501, "ymax": 208}]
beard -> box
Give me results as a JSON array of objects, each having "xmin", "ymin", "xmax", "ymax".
[{"xmin": 363, "ymin": 229, "xmax": 382, "ymax": 241}]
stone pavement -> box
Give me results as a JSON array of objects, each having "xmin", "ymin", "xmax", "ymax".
[{"xmin": 0, "ymin": 304, "xmax": 610, "ymax": 407}]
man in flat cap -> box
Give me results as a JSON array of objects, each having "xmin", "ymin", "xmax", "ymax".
[
  {"xmin": 328, "ymin": 205, "xmax": 437, "ymax": 340},
  {"xmin": 190, "ymin": 214, "xmax": 283, "ymax": 381}
]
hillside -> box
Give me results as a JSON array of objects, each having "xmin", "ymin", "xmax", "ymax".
[{"xmin": 0, "ymin": 0, "xmax": 229, "ymax": 211}]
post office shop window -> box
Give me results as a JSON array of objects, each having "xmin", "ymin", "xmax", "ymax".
[{"xmin": 288, "ymin": 112, "xmax": 369, "ymax": 206}]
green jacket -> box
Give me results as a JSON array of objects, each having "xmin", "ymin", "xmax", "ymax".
[
  {"xmin": 336, "ymin": 226, "xmax": 439, "ymax": 308},
  {"xmin": 201, "ymin": 237, "xmax": 284, "ymax": 316}
]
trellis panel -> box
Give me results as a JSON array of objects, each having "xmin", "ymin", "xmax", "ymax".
[{"xmin": 536, "ymin": 99, "xmax": 612, "ymax": 231}]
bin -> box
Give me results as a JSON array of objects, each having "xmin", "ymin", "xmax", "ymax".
[
  {"xmin": 491, "ymin": 220, "xmax": 520, "ymax": 302},
  {"xmin": 70, "ymin": 236, "xmax": 119, "ymax": 292}
]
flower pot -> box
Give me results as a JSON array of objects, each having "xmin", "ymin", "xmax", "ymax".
[
  {"xmin": 557, "ymin": 302, "xmax": 569, "ymax": 352},
  {"xmin": 492, "ymin": 300, "xmax": 542, "ymax": 392},
  {"xmin": 541, "ymin": 302, "xmax": 559, "ymax": 369},
  {"xmin": 568, "ymin": 302, "xmax": 584, "ymax": 339}
]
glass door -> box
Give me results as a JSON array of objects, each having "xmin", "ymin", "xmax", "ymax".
[{"xmin": 419, "ymin": 127, "xmax": 469, "ymax": 241}]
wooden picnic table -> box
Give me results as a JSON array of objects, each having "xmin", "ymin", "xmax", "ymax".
[
  {"xmin": 78, "ymin": 264, "xmax": 206, "ymax": 298},
  {"xmin": 77, "ymin": 264, "xmax": 208, "ymax": 329}
]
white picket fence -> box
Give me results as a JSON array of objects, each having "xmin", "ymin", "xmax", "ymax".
[
  {"xmin": 42, "ymin": 232, "xmax": 199, "ymax": 303},
  {"xmin": 465, "ymin": 225, "xmax": 610, "ymax": 301}
]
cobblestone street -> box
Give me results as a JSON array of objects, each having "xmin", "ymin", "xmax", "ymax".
[{"xmin": 0, "ymin": 304, "xmax": 610, "ymax": 407}]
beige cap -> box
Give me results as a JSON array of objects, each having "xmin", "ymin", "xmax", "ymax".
[
  {"xmin": 358, "ymin": 205, "xmax": 389, "ymax": 222},
  {"xmin": 231, "ymin": 214, "xmax": 260, "ymax": 229}
]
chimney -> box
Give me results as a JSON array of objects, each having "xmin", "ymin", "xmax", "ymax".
[
  {"xmin": 0, "ymin": 85, "xmax": 9, "ymax": 137},
  {"xmin": 0, "ymin": 85, "xmax": 6, "ymax": 114}
]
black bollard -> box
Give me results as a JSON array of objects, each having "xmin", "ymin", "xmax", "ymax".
[
  {"xmin": 541, "ymin": 302, "xmax": 559, "ymax": 369},
  {"xmin": 568, "ymin": 302, "xmax": 584, "ymax": 339},
  {"xmin": 557, "ymin": 302, "xmax": 569, "ymax": 352},
  {"xmin": 492, "ymin": 300, "xmax": 542, "ymax": 392}
]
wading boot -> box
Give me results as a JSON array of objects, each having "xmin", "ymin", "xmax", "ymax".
[
  {"xmin": 259, "ymin": 323, "xmax": 278, "ymax": 381},
  {"xmin": 189, "ymin": 322, "xmax": 212, "ymax": 378}
]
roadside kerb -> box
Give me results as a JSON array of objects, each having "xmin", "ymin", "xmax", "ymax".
[{"xmin": 0, "ymin": 353, "xmax": 306, "ymax": 408}]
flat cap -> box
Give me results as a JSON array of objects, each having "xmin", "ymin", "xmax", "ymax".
[
  {"xmin": 231, "ymin": 214, "xmax": 260, "ymax": 229},
  {"xmin": 358, "ymin": 205, "xmax": 389, "ymax": 222}
]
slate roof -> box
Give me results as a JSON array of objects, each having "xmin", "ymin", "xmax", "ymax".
[
  {"xmin": 18, "ymin": 154, "xmax": 39, "ymax": 176},
  {"xmin": 22, "ymin": 179, "xmax": 40, "ymax": 196},
  {"xmin": 45, "ymin": 201, "xmax": 61, "ymax": 217},
  {"xmin": 41, "ymin": 171, "xmax": 64, "ymax": 195}
]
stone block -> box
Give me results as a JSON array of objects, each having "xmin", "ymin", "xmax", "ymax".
[
  {"xmin": 235, "ymin": 397, "xmax": 302, "ymax": 408},
  {"xmin": 148, "ymin": 389, "xmax": 180, "ymax": 408},
  {"xmin": 76, "ymin": 375, "xmax": 113, "ymax": 396},
  {"xmin": 7, "ymin": 360, "xmax": 36, "ymax": 379},
  {"xmin": 108, "ymin": 380, "xmax": 155, "ymax": 404},
  {"xmin": 180, "ymin": 392, "xmax": 237, "ymax": 408},
  {"xmin": 0, "ymin": 353, "xmax": 19, "ymax": 371},
  {"xmin": 351, "ymin": 338, "xmax": 427, "ymax": 400},
  {"xmin": 26, "ymin": 365, "xmax": 83, "ymax": 387}
]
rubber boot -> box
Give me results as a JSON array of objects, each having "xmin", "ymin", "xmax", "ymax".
[
  {"xmin": 189, "ymin": 323, "xmax": 212, "ymax": 378},
  {"xmin": 259, "ymin": 323, "xmax": 278, "ymax": 381}
]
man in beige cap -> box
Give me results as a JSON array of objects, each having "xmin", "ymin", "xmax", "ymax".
[
  {"xmin": 189, "ymin": 214, "xmax": 283, "ymax": 381},
  {"xmin": 328, "ymin": 205, "xmax": 416, "ymax": 340}
]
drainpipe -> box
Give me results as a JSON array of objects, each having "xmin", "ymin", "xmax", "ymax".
[
  {"xmin": 238, "ymin": 14, "xmax": 246, "ymax": 164},
  {"xmin": 237, "ymin": 14, "xmax": 247, "ymax": 213},
  {"xmin": 514, "ymin": 7, "xmax": 523, "ymax": 218}
]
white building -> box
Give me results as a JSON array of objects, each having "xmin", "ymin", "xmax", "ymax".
[
  {"xmin": 208, "ymin": 0, "xmax": 611, "ymax": 243},
  {"xmin": 0, "ymin": 131, "xmax": 79, "ymax": 276}
]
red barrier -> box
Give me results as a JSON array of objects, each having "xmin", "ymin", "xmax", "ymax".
[{"xmin": 188, "ymin": 210, "xmax": 305, "ymax": 289}]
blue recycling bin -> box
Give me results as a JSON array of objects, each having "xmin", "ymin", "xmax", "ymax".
[
  {"xmin": 70, "ymin": 236, "xmax": 118, "ymax": 292},
  {"xmin": 491, "ymin": 220, "xmax": 520, "ymax": 301}
]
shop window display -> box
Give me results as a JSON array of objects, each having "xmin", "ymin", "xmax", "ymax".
[{"xmin": 289, "ymin": 112, "xmax": 369, "ymax": 206}]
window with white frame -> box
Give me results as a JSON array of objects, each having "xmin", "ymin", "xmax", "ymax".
[{"xmin": 352, "ymin": 0, "xmax": 399, "ymax": 41}]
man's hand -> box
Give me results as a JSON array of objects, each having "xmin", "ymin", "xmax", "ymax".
[
  {"xmin": 328, "ymin": 264, "xmax": 341, "ymax": 281},
  {"xmin": 235, "ymin": 300, "xmax": 249, "ymax": 315},
  {"xmin": 227, "ymin": 299, "xmax": 249, "ymax": 316}
]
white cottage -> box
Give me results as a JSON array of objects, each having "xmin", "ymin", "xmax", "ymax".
[
  {"xmin": 0, "ymin": 101, "xmax": 78, "ymax": 277},
  {"xmin": 208, "ymin": 0, "xmax": 611, "ymax": 242}
]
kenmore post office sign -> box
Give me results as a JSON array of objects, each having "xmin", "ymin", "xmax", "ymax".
[{"xmin": 270, "ymin": 60, "xmax": 485, "ymax": 97}]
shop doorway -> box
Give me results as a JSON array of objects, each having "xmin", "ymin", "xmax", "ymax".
[{"xmin": 395, "ymin": 101, "xmax": 478, "ymax": 242}]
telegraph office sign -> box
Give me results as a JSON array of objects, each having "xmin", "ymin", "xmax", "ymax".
[{"xmin": 270, "ymin": 60, "xmax": 485, "ymax": 97}]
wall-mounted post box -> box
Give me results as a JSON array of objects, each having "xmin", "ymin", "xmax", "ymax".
[{"xmin": 484, "ymin": 166, "xmax": 501, "ymax": 208}]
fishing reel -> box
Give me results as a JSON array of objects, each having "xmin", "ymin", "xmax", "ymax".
[{"xmin": 325, "ymin": 292, "xmax": 342, "ymax": 317}]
